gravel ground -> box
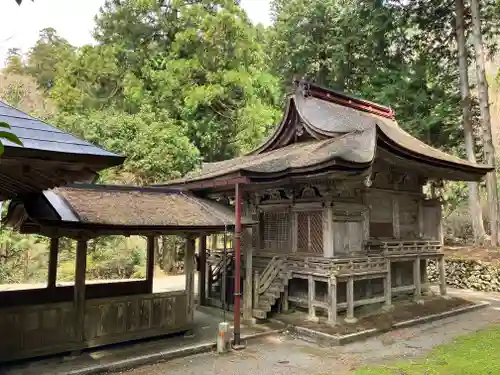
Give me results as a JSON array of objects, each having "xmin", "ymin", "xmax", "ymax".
[{"xmin": 113, "ymin": 288, "xmax": 500, "ymax": 375}]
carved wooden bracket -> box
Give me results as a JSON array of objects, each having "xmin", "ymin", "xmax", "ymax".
[
  {"xmin": 296, "ymin": 122, "xmax": 305, "ymax": 137},
  {"xmin": 363, "ymin": 175, "xmax": 373, "ymax": 187}
]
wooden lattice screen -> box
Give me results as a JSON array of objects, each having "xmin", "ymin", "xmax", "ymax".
[
  {"xmin": 297, "ymin": 211, "xmax": 323, "ymax": 253},
  {"xmin": 262, "ymin": 210, "xmax": 290, "ymax": 251}
]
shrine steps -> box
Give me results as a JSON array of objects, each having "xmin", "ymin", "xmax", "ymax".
[{"xmin": 252, "ymin": 257, "xmax": 289, "ymax": 320}]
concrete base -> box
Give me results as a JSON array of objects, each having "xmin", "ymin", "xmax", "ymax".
[
  {"xmin": 232, "ymin": 343, "xmax": 246, "ymax": 351},
  {"xmin": 284, "ymin": 301, "xmax": 490, "ymax": 348},
  {"xmin": 243, "ymin": 317, "xmax": 258, "ymax": 325},
  {"xmin": 414, "ymin": 299, "xmax": 425, "ymax": 305},
  {"xmin": 381, "ymin": 304, "xmax": 394, "ymax": 312},
  {"xmin": 184, "ymin": 330, "xmax": 196, "ymax": 339},
  {"xmin": 344, "ymin": 317, "xmax": 358, "ymax": 324},
  {"xmin": 306, "ymin": 316, "xmax": 319, "ymax": 323}
]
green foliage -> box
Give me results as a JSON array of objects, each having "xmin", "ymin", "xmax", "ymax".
[
  {"xmin": 268, "ymin": 0, "xmax": 500, "ymax": 151},
  {"xmin": 0, "ymin": 228, "xmax": 47, "ymax": 284},
  {"xmin": 86, "ymin": 237, "xmax": 146, "ymax": 280},
  {"xmin": 0, "ymin": 122, "xmax": 23, "ymax": 155},
  {"xmin": 26, "ymin": 28, "xmax": 74, "ymax": 91},
  {"xmin": 52, "ymin": 107, "xmax": 200, "ymax": 184},
  {"xmin": 3, "ymin": 0, "xmax": 500, "ymax": 282},
  {"xmin": 353, "ymin": 325, "xmax": 500, "ymax": 374}
]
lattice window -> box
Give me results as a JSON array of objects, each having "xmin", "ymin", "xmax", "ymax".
[
  {"xmin": 262, "ymin": 210, "xmax": 290, "ymax": 251},
  {"xmin": 297, "ymin": 211, "xmax": 323, "ymax": 253}
]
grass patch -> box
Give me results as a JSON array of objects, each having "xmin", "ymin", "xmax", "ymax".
[{"xmin": 352, "ymin": 325, "xmax": 500, "ymax": 375}]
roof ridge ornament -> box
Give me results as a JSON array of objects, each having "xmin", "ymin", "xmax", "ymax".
[{"xmin": 294, "ymin": 79, "xmax": 311, "ymax": 98}]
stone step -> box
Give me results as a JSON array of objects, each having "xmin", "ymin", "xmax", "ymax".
[
  {"xmin": 258, "ymin": 301, "xmax": 272, "ymax": 312},
  {"xmin": 252, "ymin": 308, "xmax": 267, "ymax": 319},
  {"xmin": 259, "ymin": 294, "xmax": 277, "ymax": 303}
]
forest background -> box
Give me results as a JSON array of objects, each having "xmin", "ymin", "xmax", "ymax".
[{"xmin": 1, "ymin": 0, "xmax": 499, "ymax": 285}]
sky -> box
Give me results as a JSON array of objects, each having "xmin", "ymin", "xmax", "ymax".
[{"xmin": 0, "ymin": 0, "xmax": 272, "ymax": 65}]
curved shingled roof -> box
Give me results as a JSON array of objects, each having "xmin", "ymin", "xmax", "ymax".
[
  {"xmin": 159, "ymin": 81, "xmax": 492, "ymax": 189},
  {"xmin": 4, "ymin": 184, "xmax": 255, "ymax": 237}
]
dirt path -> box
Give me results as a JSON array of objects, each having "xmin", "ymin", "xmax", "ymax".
[{"xmin": 116, "ymin": 288, "xmax": 500, "ymax": 375}]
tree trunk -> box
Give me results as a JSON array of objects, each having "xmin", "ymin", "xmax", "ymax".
[
  {"xmin": 470, "ymin": 0, "xmax": 499, "ymax": 246},
  {"xmin": 161, "ymin": 236, "xmax": 175, "ymax": 273},
  {"xmin": 455, "ymin": 0, "xmax": 487, "ymax": 244}
]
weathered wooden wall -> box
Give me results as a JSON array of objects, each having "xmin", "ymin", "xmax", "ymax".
[
  {"xmin": 399, "ymin": 196, "xmax": 419, "ymax": 238},
  {"xmin": 0, "ymin": 291, "xmax": 188, "ymax": 363},
  {"xmin": 250, "ymin": 167, "xmax": 431, "ymax": 259}
]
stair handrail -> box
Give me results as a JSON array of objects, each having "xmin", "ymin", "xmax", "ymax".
[
  {"xmin": 257, "ymin": 256, "xmax": 283, "ymax": 295},
  {"xmin": 211, "ymin": 255, "xmax": 233, "ymax": 283}
]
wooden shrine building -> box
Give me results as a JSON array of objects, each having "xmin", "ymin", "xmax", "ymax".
[
  {"xmin": 0, "ymin": 100, "xmax": 253, "ymax": 362},
  {"xmin": 159, "ymin": 81, "xmax": 493, "ymax": 325},
  {"xmin": 2, "ymin": 185, "xmax": 253, "ymax": 362}
]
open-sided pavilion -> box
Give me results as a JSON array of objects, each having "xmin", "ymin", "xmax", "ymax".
[
  {"xmin": 0, "ymin": 100, "xmax": 252, "ymax": 362},
  {"xmin": 2, "ymin": 184, "xmax": 252, "ymax": 362}
]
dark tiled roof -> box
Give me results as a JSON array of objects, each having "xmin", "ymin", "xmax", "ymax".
[{"xmin": 0, "ymin": 100, "xmax": 119, "ymax": 158}]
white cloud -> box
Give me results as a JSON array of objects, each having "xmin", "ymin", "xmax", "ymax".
[{"xmin": 240, "ymin": 0, "xmax": 272, "ymax": 26}]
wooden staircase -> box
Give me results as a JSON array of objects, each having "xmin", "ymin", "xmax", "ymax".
[
  {"xmin": 252, "ymin": 256, "xmax": 289, "ymax": 319},
  {"xmin": 206, "ymin": 248, "xmax": 235, "ymax": 303}
]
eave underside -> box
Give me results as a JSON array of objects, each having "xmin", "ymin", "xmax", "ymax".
[{"xmin": 0, "ymin": 152, "xmax": 124, "ymax": 200}]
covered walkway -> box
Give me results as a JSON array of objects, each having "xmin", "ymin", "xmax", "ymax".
[{"xmin": 1, "ymin": 184, "xmax": 254, "ymax": 363}]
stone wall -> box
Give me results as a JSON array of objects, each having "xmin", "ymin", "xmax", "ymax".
[{"xmin": 428, "ymin": 259, "xmax": 500, "ymax": 292}]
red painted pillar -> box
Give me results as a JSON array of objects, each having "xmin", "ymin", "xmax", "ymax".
[{"xmin": 233, "ymin": 183, "xmax": 242, "ymax": 346}]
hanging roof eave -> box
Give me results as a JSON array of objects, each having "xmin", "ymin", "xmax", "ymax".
[
  {"xmin": 159, "ymin": 80, "xmax": 493, "ymax": 191},
  {"xmin": 3, "ymin": 184, "xmax": 257, "ymax": 238}
]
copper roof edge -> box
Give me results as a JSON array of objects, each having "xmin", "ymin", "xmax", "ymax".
[{"xmin": 294, "ymin": 80, "xmax": 395, "ymax": 119}]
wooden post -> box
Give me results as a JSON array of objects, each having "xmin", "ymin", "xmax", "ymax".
[
  {"xmin": 437, "ymin": 204, "xmax": 444, "ymax": 245},
  {"xmin": 323, "ymin": 204, "xmax": 334, "ymax": 257},
  {"xmin": 438, "ymin": 255, "xmax": 447, "ymax": 297},
  {"xmin": 327, "ymin": 276, "xmax": 337, "ymax": 326},
  {"xmin": 253, "ymin": 270, "xmax": 260, "ymax": 308},
  {"xmin": 307, "ymin": 275, "xmax": 317, "ymax": 321},
  {"xmin": 185, "ymin": 237, "xmax": 196, "ymax": 323},
  {"xmin": 383, "ymin": 259, "xmax": 392, "ymax": 310},
  {"xmin": 207, "ymin": 258, "xmax": 213, "ymax": 300},
  {"xmin": 345, "ymin": 276, "xmax": 357, "ymax": 323},
  {"xmin": 413, "ymin": 256, "xmax": 422, "ymax": 302},
  {"xmin": 243, "ymin": 235, "xmax": 253, "ymax": 322},
  {"xmin": 47, "ymin": 237, "xmax": 59, "ymax": 288},
  {"xmin": 421, "ymin": 259, "xmax": 430, "ymax": 294},
  {"xmin": 282, "ymin": 284, "xmax": 289, "ymax": 312},
  {"xmin": 146, "ymin": 236, "xmax": 155, "ymax": 293},
  {"xmin": 233, "ymin": 183, "xmax": 243, "ymax": 346},
  {"xmin": 243, "ymin": 200, "xmax": 254, "ymax": 322},
  {"xmin": 199, "ymin": 235, "xmax": 207, "ymax": 306},
  {"xmin": 74, "ymin": 239, "xmax": 87, "ymax": 343},
  {"xmin": 392, "ymin": 196, "xmax": 400, "ymax": 239}
]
